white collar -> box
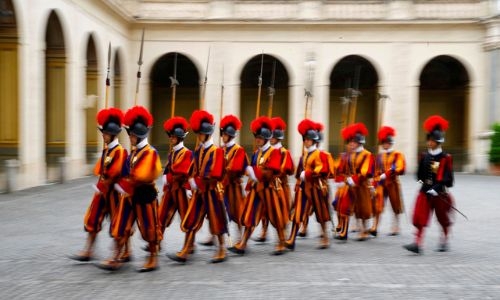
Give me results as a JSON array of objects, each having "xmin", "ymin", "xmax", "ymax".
[
  {"xmin": 428, "ymin": 146, "xmax": 443, "ymax": 156},
  {"xmin": 173, "ymin": 141, "xmax": 184, "ymax": 152},
  {"xmin": 380, "ymin": 147, "xmax": 393, "ymax": 154},
  {"xmin": 107, "ymin": 139, "xmax": 119, "ymax": 149},
  {"xmin": 355, "ymin": 145, "xmax": 364, "ymax": 153},
  {"xmin": 136, "ymin": 138, "xmax": 148, "ymax": 150},
  {"xmin": 224, "ymin": 139, "xmax": 235, "ymax": 148},
  {"xmin": 306, "ymin": 144, "xmax": 317, "ymax": 152},
  {"xmin": 260, "ymin": 141, "xmax": 271, "ymax": 151},
  {"xmin": 273, "ymin": 142, "xmax": 282, "ymax": 149},
  {"xmin": 203, "ymin": 138, "xmax": 214, "ymax": 149}
]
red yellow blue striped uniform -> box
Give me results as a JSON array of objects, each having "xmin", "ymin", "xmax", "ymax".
[
  {"xmin": 181, "ymin": 143, "xmax": 227, "ymax": 235},
  {"xmin": 240, "ymin": 146, "xmax": 288, "ymax": 230},
  {"xmin": 222, "ymin": 143, "xmax": 249, "ymax": 225},
  {"xmin": 373, "ymin": 150, "xmax": 406, "ymax": 216},
  {"xmin": 84, "ymin": 143, "xmax": 127, "ymax": 234},
  {"xmin": 111, "ymin": 144, "xmax": 163, "ymax": 243},
  {"xmin": 158, "ymin": 144, "xmax": 193, "ymax": 240}
]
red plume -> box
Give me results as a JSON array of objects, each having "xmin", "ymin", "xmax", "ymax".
[
  {"xmin": 314, "ymin": 122, "xmax": 324, "ymax": 132},
  {"xmin": 190, "ymin": 110, "xmax": 214, "ymax": 132},
  {"xmin": 271, "ymin": 117, "xmax": 286, "ymax": 131},
  {"xmin": 163, "ymin": 116, "xmax": 189, "ymax": 132},
  {"xmin": 423, "ymin": 115, "xmax": 449, "ymax": 133},
  {"xmin": 353, "ymin": 122, "xmax": 368, "ymax": 136},
  {"xmin": 251, "ymin": 116, "xmax": 273, "ymax": 134},
  {"xmin": 124, "ymin": 106, "xmax": 153, "ymax": 127},
  {"xmin": 341, "ymin": 125, "xmax": 354, "ymax": 141},
  {"xmin": 297, "ymin": 119, "xmax": 316, "ymax": 136},
  {"xmin": 97, "ymin": 107, "xmax": 124, "ymax": 127},
  {"xmin": 220, "ymin": 115, "xmax": 242, "ymax": 130},
  {"xmin": 378, "ymin": 126, "xmax": 395, "ymax": 142}
]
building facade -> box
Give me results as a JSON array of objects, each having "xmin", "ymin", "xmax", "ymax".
[{"xmin": 1, "ymin": 0, "xmax": 500, "ymax": 191}]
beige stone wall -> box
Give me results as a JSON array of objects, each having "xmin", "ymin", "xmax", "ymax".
[{"xmin": 4, "ymin": 0, "xmax": 499, "ymax": 190}]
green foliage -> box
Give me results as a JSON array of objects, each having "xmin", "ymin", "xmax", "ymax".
[{"xmin": 489, "ymin": 123, "xmax": 500, "ymax": 164}]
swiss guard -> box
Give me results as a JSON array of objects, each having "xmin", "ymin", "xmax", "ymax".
[
  {"xmin": 157, "ymin": 116, "xmax": 193, "ymax": 253},
  {"xmin": 371, "ymin": 126, "xmax": 406, "ymax": 236},
  {"xmin": 404, "ymin": 115, "xmax": 455, "ymax": 254},
  {"xmin": 70, "ymin": 108, "xmax": 127, "ymax": 262},
  {"xmin": 97, "ymin": 106, "xmax": 163, "ymax": 272}
]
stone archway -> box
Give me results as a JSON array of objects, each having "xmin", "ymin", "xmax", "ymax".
[
  {"xmin": 45, "ymin": 10, "xmax": 66, "ymax": 170},
  {"xmin": 329, "ymin": 55, "xmax": 379, "ymax": 154},
  {"xmin": 85, "ymin": 34, "xmax": 98, "ymax": 165},
  {"xmin": 239, "ymin": 54, "xmax": 289, "ymax": 153},
  {"xmin": 418, "ymin": 55, "xmax": 469, "ymax": 170},
  {"xmin": 149, "ymin": 52, "xmax": 200, "ymax": 157},
  {"xmin": 0, "ymin": 0, "xmax": 19, "ymax": 163}
]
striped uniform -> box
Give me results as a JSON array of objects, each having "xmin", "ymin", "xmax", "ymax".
[
  {"xmin": 181, "ymin": 142, "xmax": 227, "ymax": 235},
  {"xmin": 157, "ymin": 144, "xmax": 193, "ymax": 240},
  {"xmin": 373, "ymin": 150, "xmax": 406, "ymax": 216},
  {"xmin": 111, "ymin": 144, "xmax": 163, "ymax": 243},
  {"xmin": 222, "ymin": 143, "xmax": 249, "ymax": 225},
  {"xmin": 84, "ymin": 143, "xmax": 127, "ymax": 234},
  {"xmin": 240, "ymin": 145, "xmax": 288, "ymax": 230}
]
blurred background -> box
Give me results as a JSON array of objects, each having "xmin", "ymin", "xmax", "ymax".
[{"xmin": 1, "ymin": 0, "xmax": 500, "ymax": 191}]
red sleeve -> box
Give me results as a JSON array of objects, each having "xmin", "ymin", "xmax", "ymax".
[
  {"xmin": 266, "ymin": 149, "xmax": 282, "ymax": 172},
  {"xmin": 172, "ymin": 149, "xmax": 192, "ymax": 176},
  {"xmin": 211, "ymin": 148, "xmax": 225, "ymax": 179},
  {"xmin": 283, "ymin": 150, "xmax": 295, "ymax": 175},
  {"xmin": 319, "ymin": 152, "xmax": 329, "ymax": 174},
  {"xmin": 228, "ymin": 147, "xmax": 247, "ymax": 172}
]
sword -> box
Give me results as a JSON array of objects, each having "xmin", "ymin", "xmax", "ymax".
[{"xmin": 418, "ymin": 180, "xmax": 468, "ymax": 221}]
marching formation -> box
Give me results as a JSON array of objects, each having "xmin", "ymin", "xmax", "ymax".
[
  {"xmin": 69, "ymin": 105, "xmax": 458, "ymax": 272},
  {"xmin": 69, "ymin": 38, "xmax": 457, "ymax": 273}
]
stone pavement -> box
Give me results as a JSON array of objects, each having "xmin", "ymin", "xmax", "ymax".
[{"xmin": 0, "ymin": 174, "xmax": 499, "ymax": 300}]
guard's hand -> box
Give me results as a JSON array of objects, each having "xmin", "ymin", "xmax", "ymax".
[
  {"xmin": 114, "ymin": 183, "xmax": 129, "ymax": 197},
  {"xmin": 379, "ymin": 173, "xmax": 386, "ymax": 181},
  {"xmin": 188, "ymin": 178, "xmax": 198, "ymax": 192},
  {"xmin": 186, "ymin": 189, "xmax": 193, "ymax": 199},
  {"xmin": 92, "ymin": 184, "xmax": 102, "ymax": 194},
  {"xmin": 162, "ymin": 174, "xmax": 168, "ymax": 186},
  {"xmin": 426, "ymin": 189, "xmax": 438, "ymax": 196},
  {"xmin": 346, "ymin": 177, "xmax": 355, "ymax": 187},
  {"xmin": 300, "ymin": 171, "xmax": 306, "ymax": 181}
]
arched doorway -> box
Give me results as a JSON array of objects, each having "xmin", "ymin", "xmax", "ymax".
[
  {"xmin": 329, "ymin": 55, "xmax": 379, "ymax": 154},
  {"xmin": 0, "ymin": 0, "xmax": 19, "ymax": 164},
  {"xmin": 149, "ymin": 52, "xmax": 200, "ymax": 157},
  {"xmin": 239, "ymin": 54, "xmax": 289, "ymax": 154},
  {"xmin": 45, "ymin": 11, "xmax": 66, "ymax": 170},
  {"xmin": 418, "ymin": 55, "xmax": 469, "ymax": 170},
  {"xmin": 85, "ymin": 34, "xmax": 98, "ymax": 165}
]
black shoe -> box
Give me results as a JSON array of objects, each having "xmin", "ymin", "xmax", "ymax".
[
  {"xmin": 252, "ymin": 237, "xmax": 267, "ymax": 243},
  {"xmin": 210, "ymin": 256, "xmax": 226, "ymax": 263},
  {"xmin": 298, "ymin": 231, "xmax": 307, "ymax": 238},
  {"xmin": 117, "ymin": 255, "xmax": 133, "ymax": 263},
  {"xmin": 368, "ymin": 230, "xmax": 377, "ymax": 237},
  {"xmin": 403, "ymin": 243, "xmax": 421, "ymax": 254},
  {"xmin": 284, "ymin": 242, "xmax": 295, "ymax": 251},
  {"xmin": 137, "ymin": 265, "xmax": 158, "ymax": 272},
  {"xmin": 227, "ymin": 246, "xmax": 245, "ymax": 255},
  {"xmin": 435, "ymin": 243, "xmax": 449, "ymax": 252},
  {"xmin": 94, "ymin": 260, "xmax": 122, "ymax": 271},
  {"xmin": 141, "ymin": 245, "xmax": 149, "ymax": 252},
  {"xmin": 198, "ymin": 240, "xmax": 215, "ymax": 246},
  {"xmin": 68, "ymin": 254, "xmax": 92, "ymax": 262},
  {"xmin": 334, "ymin": 235, "xmax": 347, "ymax": 241},
  {"xmin": 166, "ymin": 253, "xmax": 187, "ymax": 263},
  {"xmin": 387, "ymin": 232, "xmax": 400, "ymax": 236},
  {"xmin": 271, "ymin": 249, "xmax": 285, "ymax": 256}
]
